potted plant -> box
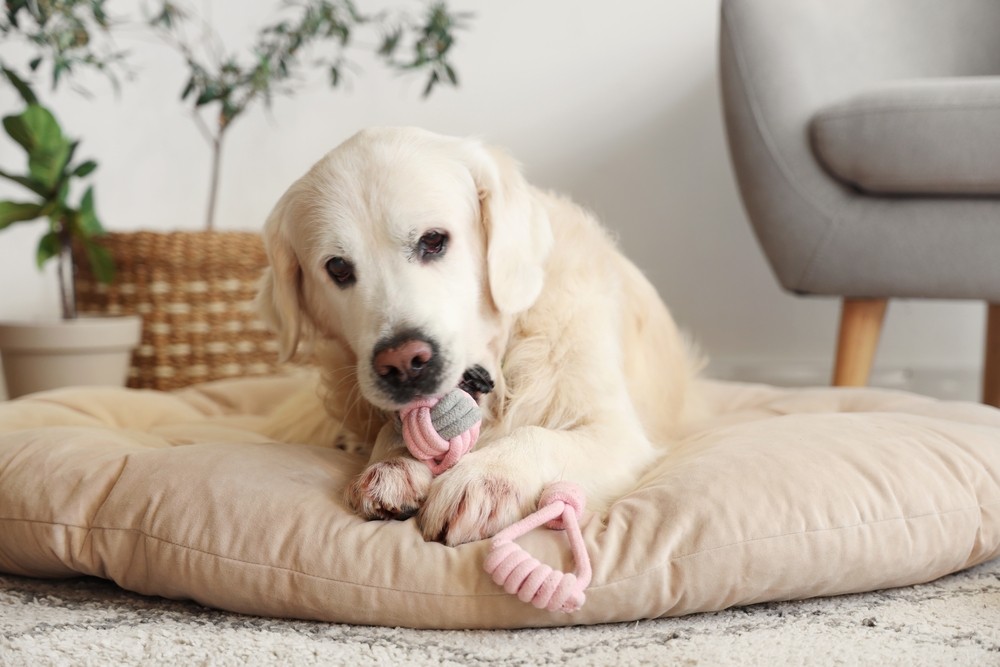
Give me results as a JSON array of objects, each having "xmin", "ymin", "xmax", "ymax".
[
  {"xmin": 0, "ymin": 1, "xmax": 140, "ymax": 398},
  {"xmin": 71, "ymin": 0, "xmax": 471, "ymax": 390},
  {"xmin": 0, "ymin": 70, "xmax": 140, "ymax": 398}
]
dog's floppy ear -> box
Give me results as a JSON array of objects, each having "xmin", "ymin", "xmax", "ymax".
[
  {"xmin": 256, "ymin": 190, "xmax": 306, "ymax": 362},
  {"xmin": 464, "ymin": 142, "xmax": 553, "ymax": 315}
]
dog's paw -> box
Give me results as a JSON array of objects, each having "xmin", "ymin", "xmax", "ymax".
[
  {"xmin": 345, "ymin": 457, "xmax": 433, "ymax": 520},
  {"xmin": 417, "ymin": 458, "xmax": 540, "ymax": 546},
  {"xmin": 333, "ymin": 429, "xmax": 366, "ymax": 453}
]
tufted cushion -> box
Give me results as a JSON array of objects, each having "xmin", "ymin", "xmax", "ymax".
[
  {"xmin": 0, "ymin": 376, "xmax": 998, "ymax": 629},
  {"xmin": 810, "ymin": 77, "xmax": 1000, "ymax": 195}
]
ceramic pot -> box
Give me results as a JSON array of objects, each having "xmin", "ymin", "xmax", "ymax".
[{"xmin": 0, "ymin": 315, "xmax": 142, "ymax": 399}]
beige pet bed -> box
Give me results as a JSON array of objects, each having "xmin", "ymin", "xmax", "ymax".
[{"xmin": 1, "ymin": 376, "xmax": 998, "ymax": 629}]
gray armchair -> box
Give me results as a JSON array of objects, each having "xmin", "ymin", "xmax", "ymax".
[{"xmin": 719, "ymin": 0, "xmax": 1000, "ymax": 405}]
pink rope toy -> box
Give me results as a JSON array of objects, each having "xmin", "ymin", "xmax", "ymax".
[
  {"xmin": 483, "ymin": 481, "xmax": 592, "ymax": 613},
  {"xmin": 399, "ymin": 388, "xmax": 592, "ymax": 613}
]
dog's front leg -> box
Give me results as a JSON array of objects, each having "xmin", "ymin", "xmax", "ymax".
[
  {"xmin": 345, "ymin": 423, "xmax": 433, "ymax": 520},
  {"xmin": 418, "ymin": 425, "xmax": 656, "ymax": 546}
]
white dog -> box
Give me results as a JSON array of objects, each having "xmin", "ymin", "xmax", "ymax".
[{"xmin": 257, "ymin": 127, "xmax": 704, "ymax": 546}]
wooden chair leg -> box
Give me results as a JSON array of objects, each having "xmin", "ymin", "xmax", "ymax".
[
  {"xmin": 832, "ymin": 298, "xmax": 888, "ymax": 387},
  {"xmin": 983, "ymin": 303, "xmax": 1000, "ymax": 408}
]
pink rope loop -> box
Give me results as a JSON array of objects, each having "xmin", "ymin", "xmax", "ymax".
[
  {"xmin": 399, "ymin": 393, "xmax": 480, "ymax": 475},
  {"xmin": 539, "ymin": 481, "xmax": 586, "ymax": 530},
  {"xmin": 483, "ymin": 482, "xmax": 592, "ymax": 613}
]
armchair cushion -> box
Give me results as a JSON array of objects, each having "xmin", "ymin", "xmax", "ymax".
[{"xmin": 810, "ymin": 77, "xmax": 1000, "ymax": 196}]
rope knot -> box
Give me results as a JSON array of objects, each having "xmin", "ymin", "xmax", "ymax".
[
  {"xmin": 398, "ymin": 388, "xmax": 481, "ymax": 475},
  {"xmin": 538, "ymin": 481, "xmax": 586, "ymax": 530}
]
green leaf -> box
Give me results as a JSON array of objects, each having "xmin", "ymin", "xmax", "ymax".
[
  {"xmin": 56, "ymin": 180, "xmax": 70, "ymax": 207},
  {"xmin": 52, "ymin": 59, "xmax": 69, "ymax": 89},
  {"xmin": 3, "ymin": 104, "xmax": 66, "ymax": 155},
  {"xmin": 1, "ymin": 67, "xmax": 38, "ymax": 104},
  {"xmin": 2, "ymin": 106, "xmax": 74, "ymax": 189},
  {"xmin": 195, "ymin": 84, "xmax": 222, "ymax": 106},
  {"xmin": 379, "ymin": 29, "xmax": 402, "ymax": 57},
  {"xmin": 443, "ymin": 63, "xmax": 458, "ymax": 86},
  {"xmin": 93, "ymin": 3, "xmax": 109, "ymax": 28},
  {"xmin": 73, "ymin": 160, "xmax": 97, "ymax": 177},
  {"xmin": 150, "ymin": 1, "xmax": 185, "ymax": 29},
  {"xmin": 344, "ymin": 0, "xmax": 365, "ymax": 23},
  {"xmin": 422, "ymin": 70, "xmax": 439, "ymax": 98},
  {"xmin": 180, "ymin": 76, "xmax": 195, "ymax": 100},
  {"xmin": 0, "ymin": 169, "xmax": 48, "ymax": 196},
  {"xmin": 28, "ymin": 142, "xmax": 73, "ymax": 190},
  {"xmin": 35, "ymin": 231, "xmax": 59, "ymax": 269},
  {"xmin": 58, "ymin": 140, "xmax": 80, "ymax": 180},
  {"xmin": 80, "ymin": 187, "xmax": 95, "ymax": 214},
  {"xmin": 7, "ymin": 3, "xmax": 23, "ymax": 29},
  {"xmin": 76, "ymin": 187, "xmax": 104, "ymax": 237},
  {"xmin": 2, "ymin": 114, "xmax": 32, "ymax": 151},
  {"xmin": 82, "ymin": 238, "xmax": 115, "ymax": 284},
  {"xmin": 0, "ymin": 200, "xmax": 44, "ymax": 229}
]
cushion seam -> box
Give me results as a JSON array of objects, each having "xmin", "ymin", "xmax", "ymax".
[
  {"xmin": 605, "ymin": 499, "xmax": 1000, "ymax": 592},
  {"xmin": 819, "ymin": 102, "xmax": 1000, "ymax": 119},
  {"xmin": 87, "ymin": 457, "xmax": 129, "ymax": 528},
  {"xmin": 844, "ymin": 181, "xmax": 1000, "ymax": 194},
  {"xmin": 1, "ymin": 499, "xmax": 995, "ymax": 597},
  {"xmin": 0, "ymin": 516, "xmax": 507, "ymax": 598},
  {"xmin": 847, "ymin": 178, "xmax": 1000, "ymax": 186},
  {"xmin": 600, "ymin": 500, "xmax": 1000, "ymax": 592}
]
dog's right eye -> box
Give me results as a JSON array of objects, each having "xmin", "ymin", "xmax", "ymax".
[{"xmin": 325, "ymin": 257, "xmax": 356, "ymax": 287}]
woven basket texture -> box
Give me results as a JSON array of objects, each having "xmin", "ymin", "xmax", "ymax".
[{"xmin": 73, "ymin": 231, "xmax": 282, "ymax": 391}]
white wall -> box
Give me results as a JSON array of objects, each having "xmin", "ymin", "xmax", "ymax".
[{"xmin": 0, "ymin": 0, "xmax": 986, "ymax": 399}]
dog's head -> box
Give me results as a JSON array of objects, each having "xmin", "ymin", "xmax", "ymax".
[{"xmin": 257, "ymin": 127, "xmax": 553, "ymax": 411}]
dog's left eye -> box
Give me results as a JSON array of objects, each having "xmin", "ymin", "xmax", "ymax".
[
  {"xmin": 418, "ymin": 230, "xmax": 448, "ymax": 261},
  {"xmin": 325, "ymin": 257, "xmax": 356, "ymax": 287}
]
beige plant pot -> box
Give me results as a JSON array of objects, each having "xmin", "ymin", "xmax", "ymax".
[{"xmin": 0, "ymin": 316, "xmax": 143, "ymax": 399}]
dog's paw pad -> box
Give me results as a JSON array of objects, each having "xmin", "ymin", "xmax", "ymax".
[
  {"xmin": 419, "ymin": 474, "xmax": 527, "ymax": 546},
  {"xmin": 346, "ymin": 458, "xmax": 432, "ymax": 520}
]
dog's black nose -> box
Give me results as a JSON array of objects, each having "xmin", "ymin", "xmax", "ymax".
[
  {"xmin": 374, "ymin": 339, "xmax": 432, "ymax": 381},
  {"xmin": 372, "ymin": 331, "xmax": 443, "ymax": 401}
]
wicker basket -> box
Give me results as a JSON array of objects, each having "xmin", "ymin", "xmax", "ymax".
[{"xmin": 73, "ymin": 231, "xmax": 283, "ymax": 391}]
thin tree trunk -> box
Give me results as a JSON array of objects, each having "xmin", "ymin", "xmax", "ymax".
[
  {"xmin": 204, "ymin": 135, "xmax": 223, "ymax": 231},
  {"xmin": 57, "ymin": 221, "xmax": 76, "ymax": 320}
]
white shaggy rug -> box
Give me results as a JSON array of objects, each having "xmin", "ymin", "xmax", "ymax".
[{"xmin": 2, "ymin": 559, "xmax": 999, "ymax": 666}]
